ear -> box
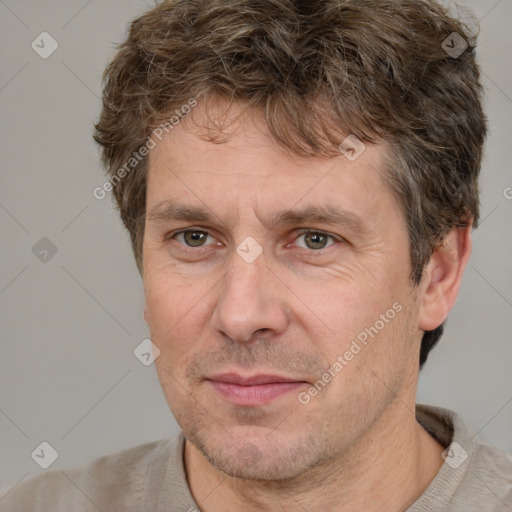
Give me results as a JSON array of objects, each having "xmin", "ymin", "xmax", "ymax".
[
  {"xmin": 418, "ymin": 222, "xmax": 473, "ymax": 331},
  {"xmin": 143, "ymin": 304, "xmax": 150, "ymax": 323}
]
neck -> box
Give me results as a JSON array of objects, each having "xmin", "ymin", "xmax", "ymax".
[{"xmin": 184, "ymin": 400, "xmax": 444, "ymax": 512}]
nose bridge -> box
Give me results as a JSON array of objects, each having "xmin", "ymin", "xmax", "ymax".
[{"xmin": 211, "ymin": 245, "xmax": 288, "ymax": 343}]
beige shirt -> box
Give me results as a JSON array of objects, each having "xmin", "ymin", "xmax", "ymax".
[{"xmin": 1, "ymin": 404, "xmax": 511, "ymax": 511}]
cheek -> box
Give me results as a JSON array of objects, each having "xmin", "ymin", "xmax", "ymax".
[
  {"xmin": 143, "ymin": 269, "xmax": 211, "ymax": 363},
  {"xmin": 296, "ymin": 272, "xmax": 399, "ymax": 354}
]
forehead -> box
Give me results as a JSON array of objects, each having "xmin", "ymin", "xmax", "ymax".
[
  {"xmin": 145, "ymin": 101, "xmax": 400, "ymax": 231},
  {"xmin": 149, "ymin": 97, "xmax": 387, "ymax": 173}
]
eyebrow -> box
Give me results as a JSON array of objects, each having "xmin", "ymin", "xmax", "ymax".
[{"xmin": 146, "ymin": 201, "xmax": 370, "ymax": 234}]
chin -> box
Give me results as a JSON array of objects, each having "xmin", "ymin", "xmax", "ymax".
[{"xmin": 189, "ymin": 426, "xmax": 325, "ymax": 481}]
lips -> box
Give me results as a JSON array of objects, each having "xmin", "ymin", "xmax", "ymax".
[
  {"xmin": 209, "ymin": 373, "xmax": 302, "ymax": 386},
  {"xmin": 207, "ymin": 373, "xmax": 307, "ymax": 406}
]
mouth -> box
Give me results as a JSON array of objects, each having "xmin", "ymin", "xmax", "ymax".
[{"xmin": 206, "ymin": 373, "xmax": 308, "ymax": 406}]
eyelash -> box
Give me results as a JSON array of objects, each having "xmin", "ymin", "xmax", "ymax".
[{"xmin": 166, "ymin": 228, "xmax": 341, "ymax": 253}]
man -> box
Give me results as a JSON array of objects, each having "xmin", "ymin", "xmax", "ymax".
[{"xmin": 1, "ymin": 0, "xmax": 510, "ymax": 510}]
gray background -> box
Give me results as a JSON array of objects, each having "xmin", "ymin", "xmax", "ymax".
[{"xmin": 1, "ymin": 0, "xmax": 511, "ymax": 493}]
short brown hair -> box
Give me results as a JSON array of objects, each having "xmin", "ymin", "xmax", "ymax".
[{"xmin": 93, "ymin": 0, "xmax": 487, "ymax": 367}]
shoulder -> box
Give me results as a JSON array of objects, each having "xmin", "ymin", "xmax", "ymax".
[
  {"xmin": 0, "ymin": 437, "xmax": 176, "ymax": 512},
  {"xmin": 413, "ymin": 404, "xmax": 512, "ymax": 511},
  {"xmin": 466, "ymin": 440, "xmax": 512, "ymax": 510}
]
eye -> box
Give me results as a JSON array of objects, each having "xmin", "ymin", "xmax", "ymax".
[
  {"xmin": 168, "ymin": 229, "xmax": 217, "ymax": 248},
  {"xmin": 166, "ymin": 228, "xmax": 341, "ymax": 252},
  {"xmin": 293, "ymin": 230, "xmax": 339, "ymax": 251}
]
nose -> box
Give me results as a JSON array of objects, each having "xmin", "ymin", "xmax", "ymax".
[{"xmin": 211, "ymin": 247, "xmax": 289, "ymax": 344}]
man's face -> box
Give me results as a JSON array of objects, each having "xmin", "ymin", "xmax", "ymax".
[{"xmin": 142, "ymin": 103, "xmax": 424, "ymax": 480}]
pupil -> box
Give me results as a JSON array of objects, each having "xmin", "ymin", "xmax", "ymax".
[
  {"xmin": 307, "ymin": 232, "xmax": 326, "ymax": 249},
  {"xmin": 186, "ymin": 231, "xmax": 205, "ymax": 246}
]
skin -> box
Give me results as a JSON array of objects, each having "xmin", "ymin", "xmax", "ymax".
[{"xmin": 142, "ymin": 100, "xmax": 472, "ymax": 511}]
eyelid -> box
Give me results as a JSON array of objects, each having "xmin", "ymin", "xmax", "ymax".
[
  {"xmin": 166, "ymin": 228, "xmax": 218, "ymax": 249},
  {"xmin": 293, "ymin": 228, "xmax": 341, "ymax": 240},
  {"xmin": 166, "ymin": 227, "xmax": 210, "ymax": 240},
  {"xmin": 290, "ymin": 228, "xmax": 342, "ymax": 250}
]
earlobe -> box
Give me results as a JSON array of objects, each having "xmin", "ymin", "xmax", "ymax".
[{"xmin": 418, "ymin": 223, "xmax": 473, "ymax": 331}]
